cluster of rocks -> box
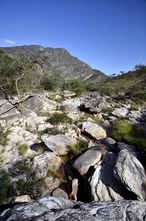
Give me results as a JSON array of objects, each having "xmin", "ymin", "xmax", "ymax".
[{"xmin": 0, "ymin": 91, "xmax": 146, "ymax": 220}]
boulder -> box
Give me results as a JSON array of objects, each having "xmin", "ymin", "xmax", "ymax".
[
  {"xmin": 0, "ymin": 147, "xmax": 17, "ymax": 167},
  {"xmin": 80, "ymin": 122, "xmax": 106, "ymax": 140},
  {"xmin": 112, "ymin": 142, "xmax": 144, "ymax": 163},
  {"xmin": 111, "ymin": 107, "xmax": 128, "ymax": 118},
  {"xmin": 0, "ymin": 99, "xmax": 20, "ymax": 119},
  {"xmin": 14, "ymin": 195, "xmax": 32, "ymax": 203},
  {"xmin": 80, "ymin": 92, "xmax": 106, "ymax": 113},
  {"xmin": 1, "ymin": 197, "xmax": 146, "ymax": 220},
  {"xmin": 128, "ymin": 110, "xmax": 146, "ymax": 131},
  {"xmin": 128, "ymin": 110, "xmax": 142, "ymax": 124},
  {"xmin": 89, "ymin": 152, "xmax": 125, "ymax": 201},
  {"xmin": 21, "ymin": 95, "xmax": 44, "ymax": 113},
  {"xmin": 25, "ymin": 116, "xmax": 48, "ymax": 132},
  {"xmin": 72, "ymin": 146, "xmax": 107, "ymax": 178},
  {"xmin": 45, "ymin": 177, "xmax": 60, "ymax": 194},
  {"xmin": 33, "ymin": 152, "xmax": 62, "ymax": 179},
  {"xmin": 52, "ymin": 188, "xmax": 68, "ymax": 199},
  {"xmin": 114, "ymin": 149, "xmax": 146, "ymax": 201},
  {"xmin": 7, "ymin": 126, "xmax": 38, "ymax": 146},
  {"xmin": 42, "ymin": 134, "xmax": 77, "ymax": 155}
]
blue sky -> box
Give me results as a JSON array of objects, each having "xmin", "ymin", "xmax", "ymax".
[{"xmin": 0, "ymin": 0, "xmax": 146, "ymax": 75}]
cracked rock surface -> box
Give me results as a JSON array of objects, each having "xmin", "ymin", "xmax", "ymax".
[{"xmin": 0, "ymin": 197, "xmax": 146, "ymax": 221}]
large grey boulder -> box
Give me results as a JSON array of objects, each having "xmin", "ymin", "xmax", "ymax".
[
  {"xmin": 33, "ymin": 152, "xmax": 62, "ymax": 179},
  {"xmin": 72, "ymin": 146, "xmax": 107, "ymax": 179},
  {"xmin": 1, "ymin": 197, "xmax": 146, "ymax": 221},
  {"xmin": 52, "ymin": 188, "xmax": 68, "ymax": 199},
  {"xmin": 21, "ymin": 95, "xmax": 44, "ymax": 113},
  {"xmin": 111, "ymin": 107, "xmax": 128, "ymax": 118},
  {"xmin": 0, "ymin": 99, "xmax": 20, "ymax": 119},
  {"xmin": 112, "ymin": 142, "xmax": 144, "ymax": 163},
  {"xmin": 42, "ymin": 134, "xmax": 77, "ymax": 155},
  {"xmin": 128, "ymin": 109, "xmax": 146, "ymax": 131},
  {"xmin": 114, "ymin": 149, "xmax": 146, "ymax": 201},
  {"xmin": 89, "ymin": 152, "xmax": 125, "ymax": 201},
  {"xmin": 80, "ymin": 122, "xmax": 106, "ymax": 140},
  {"xmin": 128, "ymin": 110, "xmax": 142, "ymax": 124},
  {"xmin": 80, "ymin": 92, "xmax": 106, "ymax": 113}
]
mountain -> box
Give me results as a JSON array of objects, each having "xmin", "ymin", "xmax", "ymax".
[{"xmin": 0, "ymin": 45, "xmax": 106, "ymax": 81}]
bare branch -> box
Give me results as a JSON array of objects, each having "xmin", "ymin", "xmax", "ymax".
[{"xmin": 15, "ymin": 72, "xmax": 24, "ymax": 101}]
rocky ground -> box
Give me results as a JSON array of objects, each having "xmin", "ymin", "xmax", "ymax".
[{"xmin": 0, "ymin": 91, "xmax": 146, "ymax": 220}]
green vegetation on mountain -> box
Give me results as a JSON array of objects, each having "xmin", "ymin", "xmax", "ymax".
[{"xmin": 0, "ymin": 46, "xmax": 146, "ymax": 110}]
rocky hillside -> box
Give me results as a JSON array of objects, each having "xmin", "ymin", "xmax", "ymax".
[
  {"xmin": 0, "ymin": 88, "xmax": 146, "ymax": 220},
  {"xmin": 0, "ymin": 45, "xmax": 106, "ymax": 81},
  {"xmin": 0, "ymin": 48, "xmax": 146, "ymax": 219}
]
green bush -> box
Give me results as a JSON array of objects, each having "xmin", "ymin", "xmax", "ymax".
[
  {"xmin": 68, "ymin": 139, "xmax": 89, "ymax": 155},
  {"xmin": 101, "ymin": 107, "xmax": 113, "ymax": 114},
  {"xmin": 111, "ymin": 120, "xmax": 146, "ymax": 156},
  {"xmin": 63, "ymin": 80, "xmax": 86, "ymax": 96},
  {"xmin": 8, "ymin": 159, "xmax": 46, "ymax": 199},
  {"xmin": 0, "ymin": 130, "xmax": 9, "ymax": 146},
  {"xmin": 41, "ymin": 73, "xmax": 65, "ymax": 91},
  {"xmin": 40, "ymin": 126, "xmax": 65, "ymax": 135},
  {"xmin": 47, "ymin": 112, "xmax": 72, "ymax": 125},
  {"xmin": 19, "ymin": 143, "xmax": 29, "ymax": 156},
  {"xmin": 0, "ymin": 170, "xmax": 16, "ymax": 205}
]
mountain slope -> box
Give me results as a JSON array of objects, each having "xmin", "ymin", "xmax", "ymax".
[{"xmin": 0, "ymin": 45, "xmax": 106, "ymax": 81}]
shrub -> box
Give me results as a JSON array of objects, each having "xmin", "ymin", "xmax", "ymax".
[
  {"xmin": 40, "ymin": 126, "xmax": 64, "ymax": 135},
  {"xmin": 0, "ymin": 130, "xmax": 9, "ymax": 146},
  {"xmin": 8, "ymin": 159, "xmax": 46, "ymax": 199},
  {"xmin": 111, "ymin": 120, "xmax": 133, "ymax": 141},
  {"xmin": 111, "ymin": 120, "xmax": 146, "ymax": 156},
  {"xmin": 68, "ymin": 139, "xmax": 89, "ymax": 155},
  {"xmin": 47, "ymin": 112, "xmax": 72, "ymax": 125},
  {"xmin": 41, "ymin": 73, "xmax": 65, "ymax": 91},
  {"xmin": 19, "ymin": 143, "xmax": 29, "ymax": 156},
  {"xmin": 0, "ymin": 170, "xmax": 16, "ymax": 205},
  {"xmin": 101, "ymin": 107, "xmax": 113, "ymax": 114},
  {"xmin": 36, "ymin": 144, "xmax": 44, "ymax": 155}
]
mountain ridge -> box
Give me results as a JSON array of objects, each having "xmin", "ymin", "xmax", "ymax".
[{"xmin": 0, "ymin": 45, "xmax": 107, "ymax": 81}]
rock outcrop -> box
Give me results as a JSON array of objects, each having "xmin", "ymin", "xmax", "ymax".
[
  {"xmin": 41, "ymin": 134, "xmax": 77, "ymax": 156},
  {"xmin": 72, "ymin": 146, "xmax": 107, "ymax": 178},
  {"xmin": 89, "ymin": 152, "xmax": 126, "ymax": 201},
  {"xmin": 0, "ymin": 197, "xmax": 146, "ymax": 221},
  {"xmin": 0, "ymin": 90, "xmax": 146, "ymax": 217},
  {"xmin": 80, "ymin": 92, "xmax": 106, "ymax": 113},
  {"xmin": 0, "ymin": 45, "xmax": 106, "ymax": 81},
  {"xmin": 79, "ymin": 121, "xmax": 106, "ymax": 140},
  {"xmin": 114, "ymin": 149, "xmax": 146, "ymax": 201}
]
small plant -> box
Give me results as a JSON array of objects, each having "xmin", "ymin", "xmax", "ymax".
[
  {"xmin": 47, "ymin": 169, "xmax": 65, "ymax": 182},
  {"xmin": 68, "ymin": 139, "xmax": 89, "ymax": 156},
  {"xmin": 0, "ymin": 129, "xmax": 10, "ymax": 146},
  {"xmin": 40, "ymin": 126, "xmax": 64, "ymax": 135},
  {"xmin": 0, "ymin": 147, "xmax": 5, "ymax": 154},
  {"xmin": 47, "ymin": 112, "xmax": 72, "ymax": 125},
  {"xmin": 36, "ymin": 144, "xmax": 44, "ymax": 156},
  {"xmin": 101, "ymin": 107, "xmax": 113, "ymax": 114},
  {"xmin": 56, "ymin": 105, "xmax": 66, "ymax": 111},
  {"xmin": 19, "ymin": 143, "xmax": 29, "ymax": 156}
]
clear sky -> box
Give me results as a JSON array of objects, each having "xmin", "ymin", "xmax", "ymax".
[{"xmin": 0, "ymin": 0, "xmax": 146, "ymax": 75}]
